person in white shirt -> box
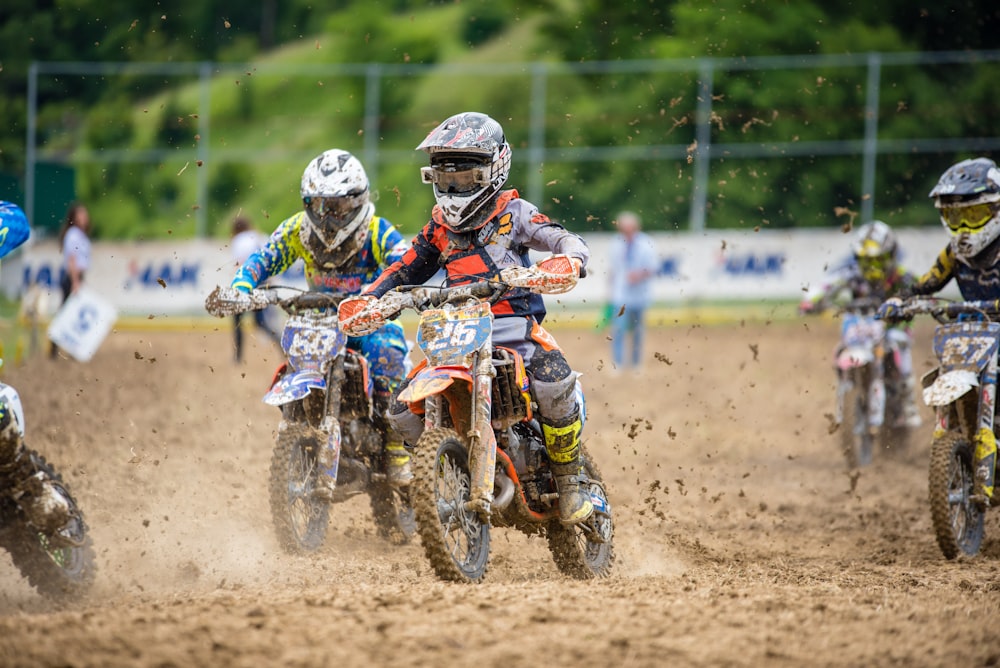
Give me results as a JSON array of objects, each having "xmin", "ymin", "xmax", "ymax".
[
  {"xmin": 230, "ymin": 215, "xmax": 281, "ymax": 363},
  {"xmin": 51, "ymin": 203, "xmax": 92, "ymax": 359},
  {"xmin": 607, "ymin": 211, "xmax": 659, "ymax": 373}
]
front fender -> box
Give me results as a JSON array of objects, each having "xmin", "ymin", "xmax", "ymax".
[
  {"xmin": 922, "ymin": 369, "xmax": 979, "ymax": 407},
  {"xmin": 836, "ymin": 346, "xmax": 875, "ymax": 370},
  {"xmin": 263, "ymin": 370, "xmax": 326, "ymax": 406},
  {"xmin": 397, "ymin": 366, "xmax": 473, "ymax": 404}
]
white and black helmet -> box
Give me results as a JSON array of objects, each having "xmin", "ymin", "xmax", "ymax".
[
  {"xmin": 929, "ymin": 157, "xmax": 1000, "ymax": 261},
  {"xmin": 416, "ymin": 111, "xmax": 512, "ymax": 233},
  {"xmin": 299, "ymin": 149, "xmax": 375, "ymax": 269}
]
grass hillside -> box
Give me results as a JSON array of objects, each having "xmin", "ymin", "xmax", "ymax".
[{"xmin": 78, "ymin": 5, "xmax": 552, "ymax": 240}]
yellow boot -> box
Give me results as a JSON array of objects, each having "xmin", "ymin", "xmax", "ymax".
[
  {"xmin": 541, "ymin": 411, "xmax": 593, "ymax": 525},
  {"xmin": 384, "ymin": 441, "xmax": 413, "ymax": 487}
]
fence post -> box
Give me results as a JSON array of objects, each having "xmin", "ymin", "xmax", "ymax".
[
  {"xmin": 196, "ymin": 62, "xmax": 212, "ymax": 238},
  {"xmin": 527, "ymin": 62, "xmax": 547, "ymax": 207},
  {"xmin": 860, "ymin": 52, "xmax": 882, "ymax": 224},
  {"xmin": 689, "ymin": 59, "xmax": 714, "ymax": 232},
  {"xmin": 364, "ymin": 63, "xmax": 382, "ymax": 186},
  {"xmin": 26, "ymin": 62, "xmax": 38, "ymax": 226}
]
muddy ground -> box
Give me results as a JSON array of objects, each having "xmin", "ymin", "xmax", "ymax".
[{"xmin": 0, "ymin": 313, "xmax": 997, "ymax": 667}]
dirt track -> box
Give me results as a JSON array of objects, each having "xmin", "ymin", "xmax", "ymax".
[{"xmin": 0, "ymin": 314, "xmax": 998, "ymax": 667}]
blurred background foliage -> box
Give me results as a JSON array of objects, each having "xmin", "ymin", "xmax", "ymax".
[{"xmin": 1, "ymin": 0, "xmax": 998, "ymax": 238}]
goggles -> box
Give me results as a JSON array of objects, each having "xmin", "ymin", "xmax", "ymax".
[
  {"xmin": 940, "ymin": 202, "xmax": 995, "ymax": 233},
  {"xmin": 420, "ymin": 162, "xmax": 491, "ymax": 195},
  {"xmin": 303, "ymin": 194, "xmax": 367, "ymax": 229},
  {"xmin": 857, "ymin": 255, "xmax": 888, "ymax": 280}
]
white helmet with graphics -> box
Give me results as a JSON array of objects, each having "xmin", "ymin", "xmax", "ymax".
[
  {"xmin": 929, "ymin": 157, "xmax": 1000, "ymax": 261},
  {"xmin": 416, "ymin": 111, "xmax": 512, "ymax": 233},
  {"xmin": 299, "ymin": 149, "xmax": 375, "ymax": 269}
]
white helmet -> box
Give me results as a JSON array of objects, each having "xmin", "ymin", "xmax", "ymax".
[
  {"xmin": 851, "ymin": 220, "xmax": 898, "ymax": 282},
  {"xmin": 416, "ymin": 111, "xmax": 511, "ymax": 233},
  {"xmin": 299, "ymin": 149, "xmax": 375, "ymax": 269},
  {"xmin": 929, "ymin": 157, "xmax": 1000, "ymax": 261}
]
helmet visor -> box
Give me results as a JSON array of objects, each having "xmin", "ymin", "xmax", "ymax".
[
  {"xmin": 304, "ymin": 194, "xmax": 367, "ymax": 231},
  {"xmin": 940, "ymin": 203, "xmax": 995, "ymax": 233},
  {"xmin": 421, "ymin": 163, "xmax": 490, "ymax": 195}
]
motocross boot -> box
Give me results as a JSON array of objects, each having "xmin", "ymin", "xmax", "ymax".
[
  {"xmin": 0, "ymin": 407, "xmax": 72, "ymax": 533},
  {"xmin": 374, "ymin": 395, "xmax": 412, "ymax": 487},
  {"xmin": 0, "ymin": 399, "xmax": 22, "ymax": 475},
  {"xmin": 541, "ymin": 410, "xmax": 594, "ymax": 525},
  {"xmin": 972, "ymin": 426, "xmax": 997, "ymax": 509},
  {"xmin": 384, "ymin": 441, "xmax": 413, "ymax": 487}
]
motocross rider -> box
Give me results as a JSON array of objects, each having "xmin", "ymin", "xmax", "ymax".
[
  {"xmin": 0, "ymin": 201, "xmax": 74, "ymax": 533},
  {"xmin": 230, "ymin": 149, "xmax": 412, "ymax": 494},
  {"xmin": 879, "ymin": 157, "xmax": 1000, "ymax": 505},
  {"xmin": 356, "ymin": 111, "xmax": 594, "ymax": 525},
  {"xmin": 800, "ymin": 220, "xmax": 922, "ymax": 430}
]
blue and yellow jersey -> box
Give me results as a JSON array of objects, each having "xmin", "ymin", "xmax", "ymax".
[
  {"xmin": 911, "ymin": 241, "xmax": 1000, "ymax": 302},
  {"xmin": 232, "ymin": 212, "xmax": 408, "ymax": 294}
]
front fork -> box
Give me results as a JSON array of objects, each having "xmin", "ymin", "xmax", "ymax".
[
  {"xmin": 317, "ymin": 357, "xmax": 346, "ymax": 486},
  {"xmin": 836, "ymin": 362, "xmax": 885, "ymax": 429},
  {"xmin": 465, "ymin": 348, "xmax": 497, "ymax": 518},
  {"xmin": 422, "ymin": 344, "xmax": 497, "ymax": 519},
  {"xmin": 974, "ymin": 355, "xmax": 998, "ymax": 501}
]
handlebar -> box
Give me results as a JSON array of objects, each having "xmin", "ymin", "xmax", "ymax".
[
  {"xmin": 882, "ymin": 297, "xmax": 1000, "ymax": 324},
  {"xmin": 204, "ymin": 286, "xmax": 348, "ymax": 318},
  {"xmin": 339, "ymin": 255, "xmax": 581, "ymax": 336}
]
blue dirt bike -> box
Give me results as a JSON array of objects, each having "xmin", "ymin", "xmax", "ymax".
[
  {"xmin": 882, "ymin": 297, "xmax": 1000, "ymax": 558},
  {"xmin": 206, "ymin": 287, "xmax": 415, "ymax": 553}
]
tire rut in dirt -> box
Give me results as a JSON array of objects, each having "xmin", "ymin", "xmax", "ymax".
[
  {"xmin": 546, "ymin": 451, "xmax": 615, "ymax": 579},
  {"xmin": 928, "ymin": 431, "xmax": 984, "ymax": 559},
  {"xmin": 0, "ymin": 451, "xmax": 96, "ymax": 601},
  {"xmin": 268, "ymin": 424, "xmax": 329, "ymax": 553},
  {"xmin": 411, "ymin": 428, "xmax": 490, "ymax": 583}
]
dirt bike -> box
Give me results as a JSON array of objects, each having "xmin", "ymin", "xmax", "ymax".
[
  {"xmin": 205, "ymin": 287, "xmax": 415, "ymax": 553},
  {"xmin": 830, "ymin": 297, "xmax": 912, "ymax": 467},
  {"xmin": 338, "ymin": 255, "xmax": 615, "ymax": 583},
  {"xmin": 0, "ymin": 381, "xmax": 95, "ymax": 599},
  {"xmin": 882, "ymin": 297, "xmax": 1000, "ymax": 558}
]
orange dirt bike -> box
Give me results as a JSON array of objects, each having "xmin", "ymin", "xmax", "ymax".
[
  {"xmin": 339, "ymin": 255, "xmax": 615, "ymax": 583},
  {"xmin": 205, "ymin": 287, "xmax": 415, "ymax": 553},
  {"xmin": 882, "ymin": 297, "xmax": 1000, "ymax": 558},
  {"xmin": 0, "ymin": 381, "xmax": 95, "ymax": 600}
]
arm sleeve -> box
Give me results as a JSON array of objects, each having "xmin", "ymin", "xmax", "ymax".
[
  {"xmin": 521, "ymin": 208, "xmax": 590, "ymax": 270},
  {"xmin": 909, "ymin": 246, "xmax": 954, "ymax": 296},
  {"xmin": 372, "ymin": 217, "xmax": 410, "ymax": 269},
  {"xmin": 802, "ymin": 271, "xmax": 850, "ymax": 310},
  {"xmin": 231, "ymin": 217, "xmax": 300, "ymax": 291},
  {"xmin": 365, "ymin": 221, "xmax": 442, "ymax": 297}
]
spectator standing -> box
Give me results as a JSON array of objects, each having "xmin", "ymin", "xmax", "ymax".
[
  {"xmin": 51, "ymin": 203, "xmax": 92, "ymax": 359},
  {"xmin": 607, "ymin": 211, "xmax": 658, "ymax": 373},
  {"xmin": 230, "ymin": 215, "xmax": 281, "ymax": 363}
]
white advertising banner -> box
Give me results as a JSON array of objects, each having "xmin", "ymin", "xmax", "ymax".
[{"xmin": 0, "ymin": 228, "xmax": 956, "ymax": 316}]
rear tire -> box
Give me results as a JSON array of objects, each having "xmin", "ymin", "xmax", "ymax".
[
  {"xmin": 547, "ymin": 451, "xmax": 615, "ymax": 579},
  {"xmin": 411, "ymin": 428, "xmax": 490, "ymax": 583},
  {"xmin": 0, "ymin": 451, "xmax": 96, "ymax": 600},
  {"xmin": 928, "ymin": 431, "xmax": 984, "ymax": 559},
  {"xmin": 268, "ymin": 423, "xmax": 330, "ymax": 553}
]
